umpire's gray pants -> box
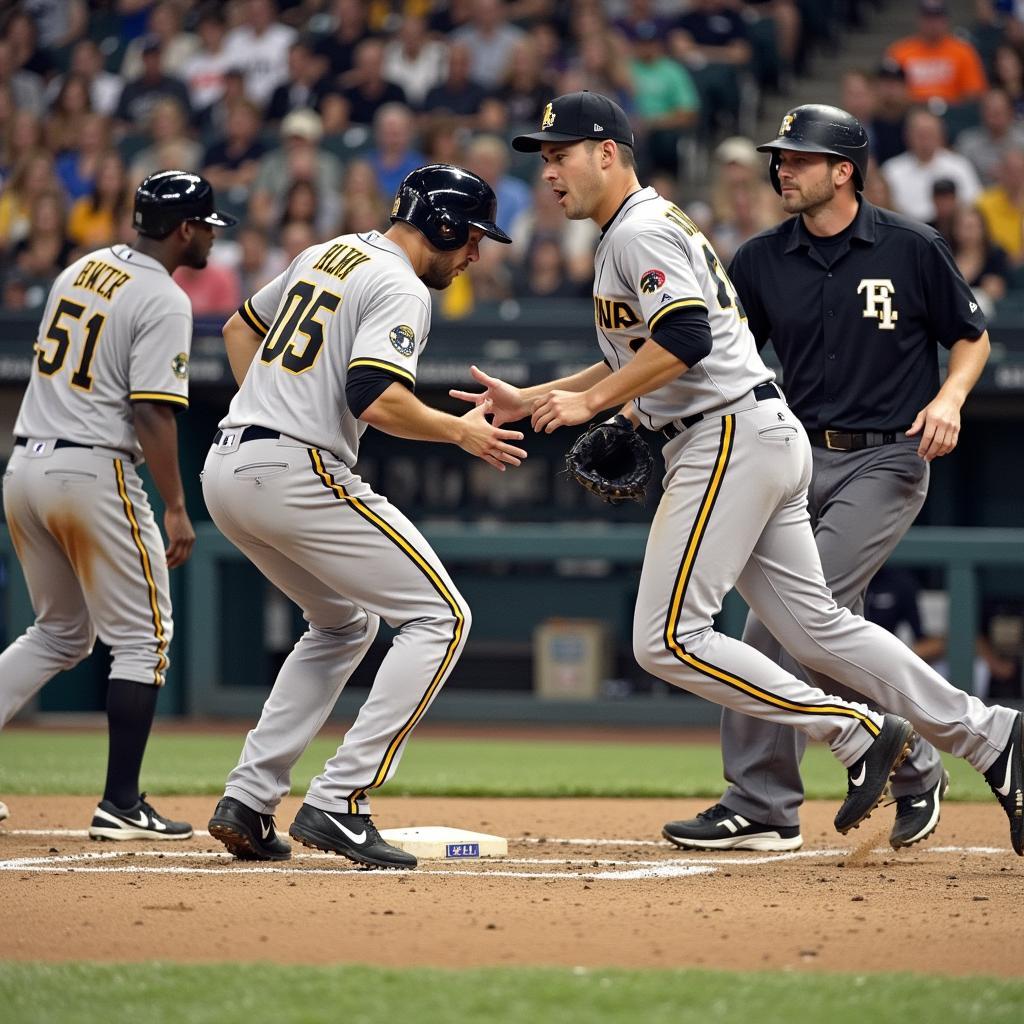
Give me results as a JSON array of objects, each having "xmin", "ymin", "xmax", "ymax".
[{"xmin": 720, "ymin": 441, "xmax": 945, "ymax": 826}]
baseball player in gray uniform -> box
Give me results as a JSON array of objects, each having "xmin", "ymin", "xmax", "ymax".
[
  {"xmin": 205, "ymin": 164, "xmax": 525, "ymax": 869},
  {"xmin": 458, "ymin": 91, "xmax": 1023, "ymax": 854},
  {"xmin": 0, "ymin": 170, "xmax": 235, "ymax": 838}
]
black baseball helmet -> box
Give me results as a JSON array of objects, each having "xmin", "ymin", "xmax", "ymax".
[
  {"xmin": 757, "ymin": 104, "xmax": 870, "ymax": 194},
  {"xmin": 390, "ymin": 164, "xmax": 512, "ymax": 252},
  {"xmin": 133, "ymin": 170, "xmax": 237, "ymax": 238}
]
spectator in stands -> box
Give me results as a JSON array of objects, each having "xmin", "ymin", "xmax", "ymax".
[
  {"xmin": 3, "ymin": 8, "xmax": 52, "ymax": 81},
  {"xmin": 928, "ymin": 177, "xmax": 959, "ymax": 246},
  {"xmin": 464, "ymin": 133, "xmax": 532, "ymax": 234},
  {"xmin": 55, "ymin": 113, "xmax": 111, "ymax": 202},
  {"xmin": 670, "ymin": 0, "xmax": 752, "ymax": 140},
  {"xmin": 452, "ymin": 0, "xmax": 526, "ymax": 91},
  {"xmin": 0, "ymin": 109, "xmax": 43, "ymax": 186},
  {"xmin": 419, "ymin": 114, "xmax": 466, "ymax": 166},
  {"xmin": 882, "ymin": 108, "xmax": 981, "ymax": 221},
  {"xmin": 63, "ymin": 39, "xmax": 122, "ymax": 119},
  {"xmin": 339, "ymin": 193, "xmax": 388, "ymax": 234},
  {"xmin": 627, "ymin": 21, "xmax": 700, "ymax": 176},
  {"xmin": 129, "ymin": 98, "xmax": 202, "ymax": 185},
  {"xmin": 280, "ymin": 219, "xmax": 317, "ymax": 263},
  {"xmin": 26, "ymin": 0, "xmax": 86, "ymax": 54},
  {"xmin": 44, "ymin": 72, "xmax": 94, "ymax": 159},
  {"xmin": 743, "ymin": 0, "xmax": 802, "ymax": 80},
  {"xmin": 340, "ymin": 37, "xmax": 407, "ymax": 126},
  {"xmin": 223, "ymin": 0, "xmax": 297, "ymax": 108},
  {"xmin": 885, "ymin": 0, "xmax": 987, "ymax": 106},
  {"xmin": 114, "ymin": 37, "xmax": 192, "ymax": 129},
  {"xmin": 0, "ymin": 37, "xmax": 44, "ymax": 117},
  {"xmin": 861, "ymin": 156, "xmax": 895, "ymax": 209},
  {"xmin": 709, "ymin": 135, "xmax": 780, "ymax": 262},
  {"xmin": 562, "ymin": 29, "xmax": 632, "ymax": 111},
  {"xmin": 314, "ymin": 0, "xmax": 373, "ymax": 81},
  {"xmin": 278, "ymin": 179, "xmax": 319, "ymax": 231},
  {"xmin": 872, "ymin": 58, "xmax": 911, "ymax": 165},
  {"xmin": 11, "ymin": 189, "xmax": 72, "ymax": 284},
  {"xmin": 956, "ymin": 88, "xmax": 1024, "ymax": 186},
  {"xmin": 0, "ymin": 149, "xmax": 59, "ymax": 251},
  {"xmin": 183, "ymin": 7, "xmax": 234, "ymax": 122},
  {"xmin": 340, "ymin": 157, "xmax": 386, "ymax": 210},
  {"xmin": 173, "ymin": 259, "xmax": 242, "ymax": 316},
  {"xmin": 992, "ymin": 42, "xmax": 1024, "ymax": 117},
  {"xmin": 202, "ymin": 99, "xmax": 266, "ymax": 208},
  {"xmin": 976, "ymin": 147, "xmax": 1024, "ymax": 264},
  {"xmin": 265, "ymin": 37, "xmax": 332, "ymax": 124},
  {"xmin": 422, "ymin": 41, "xmax": 489, "ymax": 128},
  {"xmin": 66, "ymin": 150, "xmax": 130, "ymax": 250},
  {"xmin": 951, "ymin": 203, "xmax": 1008, "ymax": 314},
  {"xmin": 120, "ymin": 1, "xmax": 198, "ymax": 83},
  {"xmin": 498, "ymin": 40, "xmax": 550, "ymax": 132},
  {"xmin": 365, "ymin": 103, "xmax": 426, "ymax": 200},
  {"xmin": 235, "ymin": 224, "xmax": 286, "ymax": 296},
  {"xmin": 248, "ymin": 108, "xmax": 343, "ymax": 234},
  {"xmin": 512, "ymin": 235, "xmax": 588, "ymax": 299},
  {"xmin": 382, "ymin": 14, "xmax": 446, "ymax": 109}
]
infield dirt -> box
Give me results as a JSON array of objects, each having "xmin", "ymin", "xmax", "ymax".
[{"xmin": 2, "ymin": 795, "xmax": 1022, "ymax": 977}]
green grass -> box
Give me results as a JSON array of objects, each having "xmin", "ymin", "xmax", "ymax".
[
  {"xmin": 0, "ymin": 729, "xmax": 994, "ymax": 800},
  {"xmin": 1, "ymin": 962, "xmax": 1021, "ymax": 1024}
]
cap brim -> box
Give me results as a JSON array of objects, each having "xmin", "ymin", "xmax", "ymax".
[
  {"xmin": 511, "ymin": 131, "xmax": 589, "ymax": 153},
  {"xmin": 200, "ymin": 211, "xmax": 238, "ymax": 227},
  {"xmin": 472, "ymin": 220, "xmax": 512, "ymax": 245}
]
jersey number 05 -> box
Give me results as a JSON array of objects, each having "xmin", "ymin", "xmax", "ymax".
[{"xmin": 261, "ymin": 280, "xmax": 341, "ymax": 375}]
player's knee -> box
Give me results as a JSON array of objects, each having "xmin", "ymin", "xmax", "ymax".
[
  {"xmin": 29, "ymin": 621, "xmax": 95, "ymax": 667},
  {"xmin": 632, "ymin": 632, "xmax": 662, "ymax": 675}
]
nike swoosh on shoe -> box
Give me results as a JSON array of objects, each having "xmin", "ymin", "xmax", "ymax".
[
  {"xmin": 324, "ymin": 812, "xmax": 366, "ymax": 844},
  {"xmin": 996, "ymin": 745, "xmax": 1014, "ymax": 798},
  {"xmin": 260, "ymin": 819, "xmax": 272, "ymax": 840},
  {"xmin": 850, "ymin": 763, "xmax": 867, "ymax": 787}
]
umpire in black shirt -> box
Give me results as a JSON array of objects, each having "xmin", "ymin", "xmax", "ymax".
[{"xmin": 663, "ymin": 104, "xmax": 991, "ymax": 854}]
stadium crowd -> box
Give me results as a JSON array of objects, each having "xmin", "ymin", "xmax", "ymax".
[{"xmin": 0, "ymin": 0, "xmax": 1023, "ymax": 320}]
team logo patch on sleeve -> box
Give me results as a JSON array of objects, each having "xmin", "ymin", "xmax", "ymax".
[
  {"xmin": 171, "ymin": 352, "xmax": 189, "ymax": 379},
  {"xmin": 640, "ymin": 269, "xmax": 666, "ymax": 294},
  {"xmin": 389, "ymin": 324, "xmax": 416, "ymax": 357}
]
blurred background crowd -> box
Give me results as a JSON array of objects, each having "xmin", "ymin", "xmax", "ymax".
[{"xmin": 1, "ymin": 0, "xmax": 1023, "ymax": 321}]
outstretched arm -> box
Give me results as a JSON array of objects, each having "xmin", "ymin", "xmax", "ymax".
[{"xmin": 360, "ymin": 382, "xmax": 528, "ymax": 472}]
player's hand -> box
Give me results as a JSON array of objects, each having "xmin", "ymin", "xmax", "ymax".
[
  {"xmin": 449, "ymin": 365, "xmax": 529, "ymax": 426},
  {"xmin": 163, "ymin": 506, "xmax": 195, "ymax": 568},
  {"xmin": 531, "ymin": 389, "xmax": 595, "ymax": 434},
  {"xmin": 906, "ymin": 394, "xmax": 961, "ymax": 462},
  {"xmin": 457, "ymin": 400, "xmax": 528, "ymax": 471}
]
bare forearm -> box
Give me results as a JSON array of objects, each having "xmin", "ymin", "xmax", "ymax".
[
  {"xmin": 584, "ymin": 342, "xmax": 686, "ymax": 413},
  {"xmin": 940, "ymin": 332, "xmax": 990, "ymax": 405},
  {"xmin": 223, "ymin": 312, "xmax": 263, "ymax": 385},
  {"xmin": 134, "ymin": 404, "xmax": 187, "ymax": 510},
  {"xmin": 360, "ymin": 382, "xmax": 467, "ymax": 445},
  {"xmin": 520, "ymin": 361, "xmax": 611, "ymax": 406}
]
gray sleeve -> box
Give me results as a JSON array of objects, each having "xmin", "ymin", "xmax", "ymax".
[
  {"xmin": 239, "ymin": 269, "xmax": 291, "ymax": 337},
  {"xmin": 129, "ymin": 296, "xmax": 193, "ymax": 409},
  {"xmin": 348, "ymin": 284, "xmax": 431, "ymax": 390},
  {"xmin": 616, "ymin": 227, "xmax": 707, "ymax": 333}
]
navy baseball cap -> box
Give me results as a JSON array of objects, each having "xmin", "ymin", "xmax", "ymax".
[{"xmin": 511, "ymin": 91, "xmax": 634, "ymax": 152}]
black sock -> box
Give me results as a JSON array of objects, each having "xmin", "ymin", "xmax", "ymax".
[{"xmin": 103, "ymin": 678, "xmax": 159, "ymax": 808}]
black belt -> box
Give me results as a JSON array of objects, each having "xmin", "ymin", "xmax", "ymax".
[
  {"xmin": 807, "ymin": 429, "xmax": 900, "ymax": 452},
  {"xmin": 14, "ymin": 435, "xmax": 133, "ymax": 459},
  {"xmin": 662, "ymin": 381, "xmax": 783, "ymax": 440},
  {"xmin": 213, "ymin": 425, "xmax": 281, "ymax": 445}
]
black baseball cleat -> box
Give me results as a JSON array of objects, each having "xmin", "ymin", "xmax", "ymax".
[
  {"xmin": 834, "ymin": 715, "xmax": 915, "ymax": 835},
  {"xmin": 662, "ymin": 804, "xmax": 802, "ymax": 851},
  {"xmin": 88, "ymin": 793, "xmax": 193, "ymax": 841},
  {"xmin": 208, "ymin": 796, "xmax": 291, "ymax": 861},
  {"xmin": 288, "ymin": 803, "xmax": 417, "ymax": 869},
  {"xmin": 983, "ymin": 711, "xmax": 1023, "ymax": 856},
  {"xmin": 889, "ymin": 770, "xmax": 950, "ymax": 850}
]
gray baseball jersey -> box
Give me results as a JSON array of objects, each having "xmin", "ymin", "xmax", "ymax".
[
  {"xmin": 204, "ymin": 229, "xmax": 470, "ymax": 819},
  {"xmin": 223, "ymin": 230, "xmax": 430, "ymax": 461},
  {"xmin": 14, "ymin": 245, "xmax": 192, "ymax": 456},
  {"xmin": 593, "ymin": 187, "xmax": 771, "ymax": 430},
  {"xmin": 0, "ymin": 245, "xmax": 192, "ymax": 715},
  {"xmin": 596, "ymin": 191, "xmax": 1016, "ymax": 794}
]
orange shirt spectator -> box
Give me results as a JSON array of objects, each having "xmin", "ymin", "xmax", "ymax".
[{"xmin": 886, "ymin": 0, "xmax": 986, "ymax": 105}]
